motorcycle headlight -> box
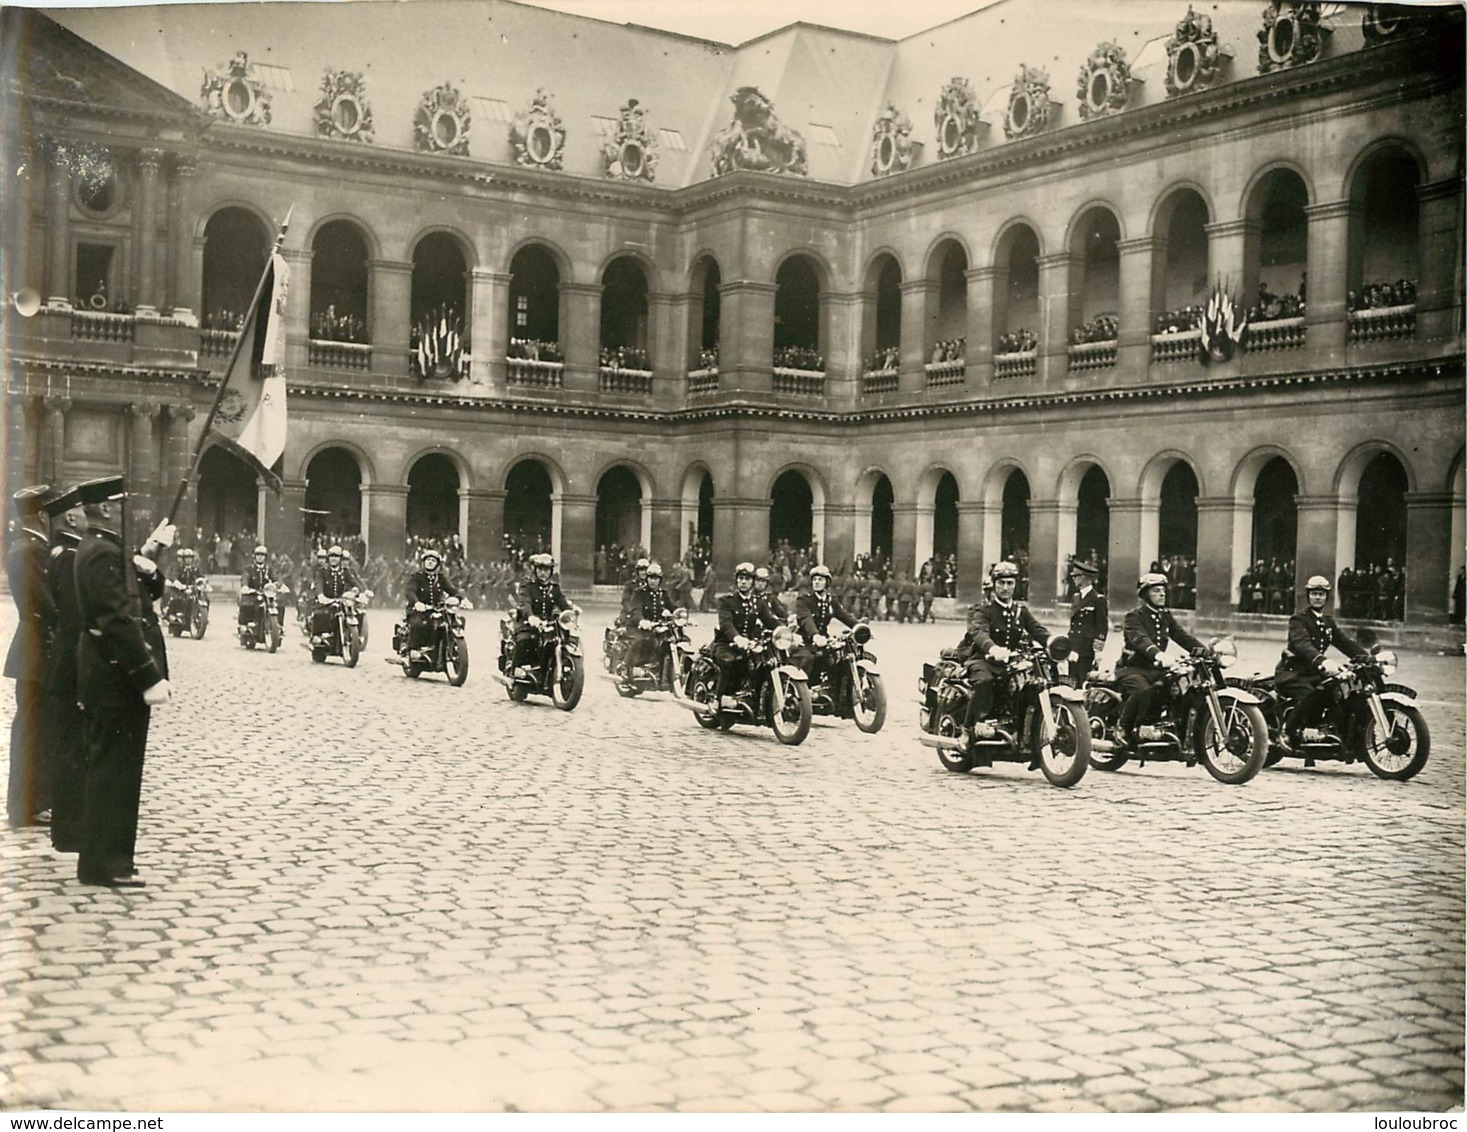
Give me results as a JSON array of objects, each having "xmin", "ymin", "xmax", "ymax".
[
  {"xmin": 852, "ymin": 623, "xmax": 872, "ymax": 646},
  {"xmin": 558, "ymin": 609, "xmax": 579, "ymax": 631},
  {"xmin": 1212, "ymin": 637, "xmax": 1237, "ymax": 668},
  {"xmin": 674, "ymin": 608, "xmax": 689, "ymax": 626},
  {"xmin": 1375, "ymin": 649, "xmax": 1398, "ymax": 677},
  {"xmin": 772, "ymin": 625, "xmax": 795, "ymax": 651}
]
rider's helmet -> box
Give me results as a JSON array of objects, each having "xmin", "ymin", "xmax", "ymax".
[
  {"xmin": 634, "ymin": 557, "xmax": 649, "ymax": 573},
  {"xmin": 253, "ymin": 544, "xmax": 267, "ymax": 559},
  {"xmin": 1304, "ymin": 574, "xmax": 1332, "ymax": 592},
  {"xmin": 179, "ymin": 547, "xmax": 195, "ymax": 559},
  {"xmin": 734, "ymin": 561, "xmax": 755, "ymax": 578},
  {"xmin": 420, "ymin": 547, "xmax": 441, "ymax": 570},
  {"xmin": 754, "ymin": 566, "xmax": 772, "ymax": 584},
  {"xmin": 532, "ymin": 552, "xmax": 554, "ymax": 573},
  {"xmin": 315, "ymin": 547, "xmax": 328, "ymax": 560},
  {"xmin": 646, "ymin": 562, "xmax": 663, "ymax": 582},
  {"xmin": 810, "ymin": 564, "xmax": 831, "ymax": 590},
  {"xmin": 991, "ymin": 561, "xmax": 1019, "ymax": 581},
  {"xmin": 327, "ymin": 545, "xmax": 344, "ymax": 561},
  {"xmin": 1137, "ymin": 571, "xmax": 1169, "ymax": 594}
]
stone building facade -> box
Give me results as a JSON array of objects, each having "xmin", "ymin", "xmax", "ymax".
[{"xmin": 3, "ymin": 2, "xmax": 1464, "ymax": 621}]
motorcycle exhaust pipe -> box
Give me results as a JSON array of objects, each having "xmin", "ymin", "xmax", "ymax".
[
  {"xmin": 1090, "ymin": 738, "xmax": 1115, "ymax": 753},
  {"xmin": 917, "ymin": 732, "xmax": 963, "ymax": 749}
]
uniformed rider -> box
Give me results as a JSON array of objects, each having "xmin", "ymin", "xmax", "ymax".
[
  {"xmin": 711, "ymin": 561, "xmax": 781, "ymax": 697},
  {"xmin": 953, "ymin": 561, "xmax": 1050, "ymax": 746},
  {"xmin": 618, "ymin": 558, "xmax": 650, "ymax": 626},
  {"xmin": 1273, "ymin": 574, "xmax": 1368, "ymax": 746},
  {"xmin": 513, "ymin": 552, "xmax": 571, "ymax": 674},
  {"xmin": 1114, "ymin": 572, "xmax": 1207, "ymax": 748},
  {"xmin": 238, "ymin": 544, "xmax": 275, "ymax": 633},
  {"xmin": 311, "ymin": 545, "xmax": 362, "ymax": 645},
  {"xmin": 754, "ymin": 567, "xmax": 791, "ymax": 622},
  {"xmin": 1066, "ymin": 560, "xmax": 1108, "ymax": 685},
  {"xmin": 624, "ymin": 561, "xmax": 675, "ymax": 676},
  {"xmin": 791, "ymin": 564, "xmax": 856, "ymax": 686},
  {"xmin": 404, "ymin": 546, "xmax": 463, "ymax": 661}
]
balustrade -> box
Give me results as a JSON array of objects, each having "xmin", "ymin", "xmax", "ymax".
[
  {"xmin": 1347, "ymin": 304, "xmax": 1416, "ymax": 343},
  {"xmin": 598, "ymin": 366, "xmax": 653, "ymax": 395},
  {"xmin": 924, "ymin": 359, "xmax": 966, "ymax": 387},
  {"xmin": 771, "ymin": 367, "xmax": 825, "ymax": 396},
  {"xmin": 200, "ymin": 328, "xmax": 239, "ymax": 358},
  {"xmin": 1151, "ymin": 328, "xmax": 1202, "ymax": 363},
  {"xmin": 506, "ymin": 357, "xmax": 564, "ymax": 387},
  {"xmin": 1067, "ymin": 339, "xmax": 1118, "ymax": 372},
  {"xmin": 71, "ymin": 310, "xmax": 135, "ymax": 342},
  {"xmin": 861, "ymin": 368, "xmax": 899, "ymax": 395},
  {"xmin": 308, "ymin": 339, "xmax": 373, "ymax": 370},
  {"xmin": 993, "ymin": 350, "xmax": 1037, "ymax": 380},
  {"xmin": 687, "ymin": 367, "xmax": 719, "ymax": 396},
  {"xmin": 1247, "ymin": 317, "xmax": 1306, "ymax": 352}
]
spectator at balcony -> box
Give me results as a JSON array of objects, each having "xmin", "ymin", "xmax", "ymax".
[
  {"xmin": 1070, "ymin": 314, "xmax": 1119, "ymax": 345},
  {"xmin": 929, "ymin": 338, "xmax": 965, "ymax": 365},
  {"xmin": 996, "ymin": 329, "xmax": 1037, "ymax": 355},
  {"xmin": 865, "ymin": 345, "xmax": 900, "ymax": 374},
  {"xmin": 1153, "ymin": 305, "xmax": 1203, "ymax": 334},
  {"xmin": 773, "ymin": 345, "xmax": 824, "ymax": 372}
]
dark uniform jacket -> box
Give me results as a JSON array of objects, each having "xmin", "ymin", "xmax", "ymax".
[
  {"xmin": 314, "ymin": 561, "xmax": 361, "ymax": 601},
  {"xmin": 44, "ymin": 531, "xmax": 83, "ymax": 696},
  {"xmin": 517, "ymin": 578, "xmax": 570, "ymax": 622},
  {"xmin": 715, "ymin": 590, "xmax": 780, "ymax": 645},
  {"xmin": 5, "ymin": 527, "xmax": 55, "ymax": 682},
  {"xmin": 74, "ymin": 527, "xmax": 168, "ymax": 710},
  {"xmin": 1120, "ymin": 604, "xmax": 1202, "ymax": 669},
  {"xmin": 1068, "ymin": 587, "xmax": 1109, "ymax": 653},
  {"xmin": 629, "ymin": 585, "xmax": 674, "ymax": 624},
  {"xmin": 960, "ymin": 598, "xmax": 1049, "ymax": 660},
  {"xmin": 1278, "ymin": 607, "xmax": 1367, "ymax": 674},
  {"xmin": 241, "ymin": 563, "xmax": 275, "ymax": 593},
  {"xmin": 175, "ymin": 562, "xmax": 205, "ymax": 586},
  {"xmin": 406, "ymin": 569, "xmax": 460, "ymax": 606},
  {"xmin": 796, "ymin": 590, "xmax": 854, "ymax": 641},
  {"xmin": 760, "ymin": 589, "xmax": 790, "ymax": 622},
  {"xmin": 620, "ymin": 579, "xmax": 646, "ymax": 619}
]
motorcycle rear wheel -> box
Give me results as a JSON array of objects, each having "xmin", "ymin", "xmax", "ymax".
[
  {"xmin": 553, "ymin": 655, "xmax": 584, "ymax": 711},
  {"xmin": 1196, "ymin": 701, "xmax": 1268, "ymax": 785},
  {"xmin": 1039, "ymin": 702, "xmax": 1090, "ymax": 788},
  {"xmin": 1359, "ymin": 702, "xmax": 1430, "ymax": 781},
  {"xmin": 445, "ymin": 637, "xmax": 469, "ymax": 687},
  {"xmin": 192, "ymin": 607, "xmax": 209, "ymax": 639},
  {"xmin": 852, "ymin": 671, "xmax": 887, "ymax": 734},
  {"xmin": 688, "ymin": 662, "xmax": 722, "ymax": 730},
  {"xmin": 934, "ymin": 715, "xmax": 973, "ymax": 773},
  {"xmin": 1084, "ymin": 687, "xmax": 1129, "ymax": 771}
]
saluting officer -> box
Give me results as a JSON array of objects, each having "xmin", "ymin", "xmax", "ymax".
[
  {"xmin": 1066, "ymin": 560, "xmax": 1108, "ymax": 686},
  {"xmin": 6, "ymin": 485, "xmax": 58, "ymax": 830},
  {"xmin": 40, "ymin": 485, "xmax": 87, "ymax": 852},
  {"xmin": 72, "ymin": 475, "xmax": 174, "ymax": 887},
  {"xmin": 1114, "ymin": 572, "xmax": 1206, "ymax": 749},
  {"xmin": 953, "ymin": 561, "xmax": 1050, "ymax": 746},
  {"xmin": 512, "ymin": 552, "xmax": 571, "ymax": 674},
  {"xmin": 712, "ymin": 561, "xmax": 781, "ymax": 696},
  {"xmin": 1273, "ymin": 575, "xmax": 1368, "ymax": 747}
]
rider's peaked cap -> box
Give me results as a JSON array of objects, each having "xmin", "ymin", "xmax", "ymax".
[
  {"xmin": 73, "ymin": 475, "xmax": 127, "ymax": 507},
  {"xmin": 41, "ymin": 485, "xmax": 83, "ymax": 517},
  {"xmin": 1069, "ymin": 559, "xmax": 1099, "ymax": 576}
]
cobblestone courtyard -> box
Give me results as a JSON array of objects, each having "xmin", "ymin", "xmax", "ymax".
[{"xmin": 2, "ymin": 609, "xmax": 1462, "ymax": 1112}]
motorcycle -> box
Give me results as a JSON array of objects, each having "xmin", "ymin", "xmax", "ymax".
[
  {"xmin": 496, "ymin": 606, "xmax": 585, "ymax": 710},
  {"xmin": 677, "ymin": 625, "xmax": 812, "ymax": 745},
  {"xmin": 606, "ymin": 608, "xmax": 698, "ymax": 697},
  {"xmin": 310, "ymin": 591, "xmax": 367, "ymax": 667},
  {"xmin": 917, "ymin": 636, "xmax": 1089, "ymax": 787},
  {"xmin": 391, "ymin": 597, "xmax": 470, "ymax": 685},
  {"xmin": 1237, "ymin": 639, "xmax": 1430, "ymax": 780},
  {"xmin": 806, "ymin": 622, "xmax": 887, "ymax": 734},
  {"xmin": 164, "ymin": 577, "xmax": 210, "ymax": 639},
  {"xmin": 238, "ymin": 581, "xmax": 288, "ymax": 653},
  {"xmin": 1084, "ymin": 637, "xmax": 1267, "ymax": 785}
]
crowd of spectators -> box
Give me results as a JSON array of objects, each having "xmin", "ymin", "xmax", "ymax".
[
  {"xmin": 772, "ymin": 345, "xmax": 825, "ymax": 371},
  {"xmin": 599, "ymin": 345, "xmax": 651, "ymax": 371},
  {"xmin": 865, "ymin": 345, "xmax": 900, "ymax": 373},
  {"xmin": 1152, "ymin": 555, "xmax": 1196, "ymax": 610},
  {"xmin": 694, "ymin": 346, "xmax": 719, "ymax": 371},
  {"xmin": 507, "ymin": 337, "xmax": 564, "ymax": 363},
  {"xmin": 1348, "ymin": 279, "xmax": 1417, "ymax": 312},
  {"xmin": 1238, "ymin": 558, "xmax": 1296, "ymax": 614},
  {"xmin": 929, "ymin": 338, "xmax": 965, "ymax": 365},
  {"xmin": 996, "ymin": 329, "xmax": 1038, "ymax": 355},
  {"xmin": 310, "ymin": 305, "xmax": 368, "ymax": 344},
  {"xmin": 1337, "ymin": 562, "xmax": 1406, "ymax": 621},
  {"xmin": 1153, "ymin": 305, "xmax": 1204, "ymax": 334},
  {"xmin": 1070, "ymin": 314, "xmax": 1119, "ymax": 345},
  {"xmin": 594, "ymin": 543, "xmax": 651, "ymax": 584},
  {"xmin": 201, "ymin": 308, "xmax": 246, "ymax": 332},
  {"xmin": 1249, "ymin": 279, "xmax": 1306, "ymax": 323},
  {"xmin": 304, "ymin": 529, "xmax": 368, "ymax": 564}
]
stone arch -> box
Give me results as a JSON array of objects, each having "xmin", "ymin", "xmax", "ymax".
[
  {"xmin": 594, "ymin": 458, "xmax": 654, "ymax": 561},
  {"xmin": 688, "ymin": 254, "xmax": 722, "ymax": 368},
  {"xmin": 771, "ymin": 247, "xmax": 835, "ymax": 291},
  {"xmin": 861, "ymin": 253, "xmax": 903, "ymax": 366},
  {"xmin": 195, "ymin": 442, "xmax": 263, "ymax": 547},
  {"xmin": 200, "ymin": 206, "xmax": 270, "ymax": 329},
  {"xmin": 303, "ymin": 212, "xmax": 382, "ymax": 261},
  {"xmin": 1344, "ymin": 140, "xmax": 1424, "ymax": 302},
  {"xmin": 1341, "ymin": 136, "xmax": 1429, "ymax": 204},
  {"xmin": 1138, "ymin": 451, "xmax": 1204, "ymax": 581},
  {"xmin": 981, "ymin": 459, "xmax": 1032, "ymax": 581},
  {"xmin": 503, "ymin": 235, "xmax": 574, "ymax": 283},
  {"xmin": 1334, "ymin": 442, "xmax": 1415, "ymax": 585},
  {"xmin": 294, "ymin": 438, "xmax": 376, "ymax": 486},
  {"xmin": 1064, "ymin": 199, "xmax": 1128, "ymax": 251},
  {"xmin": 991, "ymin": 216, "xmax": 1046, "ymax": 265},
  {"xmin": 596, "ymin": 247, "xmax": 663, "ymax": 298},
  {"xmin": 1239, "ymin": 160, "xmax": 1317, "ymax": 224},
  {"xmin": 194, "ymin": 198, "xmax": 277, "ymax": 242},
  {"xmin": 406, "ymin": 224, "xmax": 479, "ymax": 271},
  {"xmin": 1230, "ymin": 446, "xmax": 1304, "ymax": 611},
  {"xmin": 679, "ymin": 461, "xmax": 715, "ymax": 560},
  {"xmin": 923, "ymin": 232, "xmax": 973, "ymax": 279},
  {"xmin": 1150, "ymin": 185, "xmax": 1213, "ymax": 320},
  {"xmin": 768, "ymin": 463, "xmax": 829, "ymax": 558},
  {"xmin": 301, "ymin": 444, "xmax": 368, "ymax": 548},
  {"xmin": 1056, "ymin": 455, "xmax": 1114, "ymax": 595},
  {"xmin": 1148, "ymin": 180, "xmax": 1217, "ymax": 237},
  {"xmin": 991, "ymin": 221, "xmax": 1043, "ymax": 349},
  {"xmin": 404, "ymin": 449, "xmax": 467, "ymax": 544},
  {"xmin": 773, "ymin": 253, "xmax": 829, "ymax": 365},
  {"xmin": 853, "ymin": 466, "xmax": 896, "ymax": 560},
  {"xmin": 915, "ymin": 464, "xmax": 961, "ymax": 575},
  {"xmin": 402, "ymin": 445, "xmax": 474, "ymax": 490},
  {"xmin": 502, "ymin": 453, "xmax": 566, "ymax": 565}
]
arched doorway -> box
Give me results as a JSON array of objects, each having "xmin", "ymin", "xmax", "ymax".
[
  {"xmin": 871, "ymin": 475, "xmax": 894, "ymax": 562},
  {"xmin": 1159, "ymin": 462, "xmax": 1199, "ymax": 608},
  {"xmin": 934, "ymin": 473, "xmax": 959, "ymax": 559},
  {"xmin": 595, "ymin": 466, "xmax": 646, "ymax": 579},
  {"xmin": 691, "ymin": 256, "xmax": 721, "ymax": 370},
  {"xmin": 1353, "ymin": 451, "xmax": 1409, "ymax": 620},
  {"xmin": 1076, "ymin": 465, "xmax": 1111, "ymax": 590},
  {"xmin": 1251, "ymin": 456, "xmax": 1298, "ymax": 612},
  {"xmin": 679, "ymin": 466, "xmax": 715, "ymax": 567},
  {"xmin": 1247, "ymin": 169, "xmax": 1309, "ymax": 320},
  {"xmin": 196, "ymin": 446, "xmax": 259, "ymax": 558},
  {"xmin": 201, "ymin": 208, "xmax": 268, "ymax": 330},
  {"xmin": 508, "ymin": 245, "xmax": 561, "ymax": 352},
  {"xmin": 504, "ymin": 459, "xmax": 554, "ymax": 559},
  {"xmin": 411, "ymin": 233, "xmax": 468, "ymax": 379},
  {"xmin": 303, "ymin": 447, "xmax": 363, "ymax": 548},
  {"xmin": 770, "ymin": 469, "xmax": 814, "ymax": 550},
  {"xmin": 309, "ymin": 220, "xmax": 370, "ymax": 343},
  {"xmin": 773, "ymin": 256, "xmax": 823, "ymax": 371},
  {"xmin": 406, "ymin": 454, "xmax": 461, "ymax": 543},
  {"xmin": 1002, "ymin": 470, "xmax": 1031, "ymax": 598}
]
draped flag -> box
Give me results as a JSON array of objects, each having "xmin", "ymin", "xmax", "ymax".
[
  {"xmin": 1198, "ymin": 278, "xmax": 1250, "ymax": 365},
  {"xmin": 209, "ymin": 252, "xmax": 290, "ymax": 489}
]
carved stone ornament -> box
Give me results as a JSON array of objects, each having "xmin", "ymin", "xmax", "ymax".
[
  {"xmin": 1004, "ymin": 65, "xmax": 1053, "ymax": 141},
  {"xmin": 1361, "ymin": 3, "xmax": 1421, "ymax": 45},
  {"xmin": 1258, "ymin": 1, "xmax": 1331, "ymax": 74},
  {"xmin": 511, "ymin": 89, "xmax": 567, "ymax": 171},
  {"xmin": 1165, "ymin": 7, "xmax": 1227, "ymax": 96},
  {"xmin": 933, "ymin": 78, "xmax": 983, "ymax": 160},
  {"xmin": 602, "ymin": 98, "xmax": 658, "ymax": 183},
  {"xmin": 315, "ymin": 69, "xmax": 375, "ymax": 143},
  {"xmin": 869, "ymin": 103, "xmax": 914, "ymax": 177},
  {"xmin": 201, "ymin": 52, "xmax": 272, "ymax": 126},
  {"xmin": 414, "ymin": 82, "xmax": 471, "ymax": 156},
  {"xmin": 1076, "ymin": 42, "xmax": 1135, "ymax": 120},
  {"xmin": 708, "ymin": 87, "xmax": 808, "ymax": 177}
]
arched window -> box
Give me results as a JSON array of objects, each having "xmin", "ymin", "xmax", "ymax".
[
  {"xmin": 1247, "ymin": 170, "xmax": 1309, "ymax": 323},
  {"xmin": 1347, "ymin": 147, "xmax": 1421, "ymax": 336},
  {"xmin": 201, "ymin": 208, "xmax": 268, "ymax": 332},
  {"xmin": 995, "ymin": 226, "xmax": 1040, "ymax": 360},
  {"xmin": 690, "ymin": 256, "xmax": 721, "ymax": 371},
  {"xmin": 508, "ymin": 245, "xmax": 561, "ymax": 356},
  {"xmin": 863, "ymin": 256, "xmax": 902, "ymax": 376},
  {"xmin": 309, "ymin": 221, "xmax": 370, "ymax": 343},
  {"xmin": 600, "ymin": 257, "xmax": 650, "ymax": 372},
  {"xmin": 410, "ymin": 234, "xmax": 468, "ymax": 378},
  {"xmin": 1155, "ymin": 190, "xmax": 1209, "ymax": 333},
  {"xmin": 1069, "ymin": 208, "xmax": 1120, "ymax": 344},
  {"xmin": 773, "ymin": 257, "xmax": 823, "ymax": 372}
]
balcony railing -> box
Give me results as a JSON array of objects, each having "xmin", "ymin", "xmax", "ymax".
[
  {"xmin": 506, "ymin": 357, "xmax": 564, "ymax": 387},
  {"xmin": 687, "ymin": 367, "xmax": 719, "ymax": 396},
  {"xmin": 993, "ymin": 350, "xmax": 1037, "ymax": 380},
  {"xmin": 598, "ymin": 366, "xmax": 653, "ymax": 395},
  {"xmin": 924, "ymin": 359, "xmax": 966, "ymax": 387},
  {"xmin": 200, "ymin": 328, "xmax": 239, "ymax": 358},
  {"xmin": 1067, "ymin": 339, "xmax": 1117, "ymax": 372},
  {"xmin": 1247, "ymin": 317, "xmax": 1306, "ymax": 352},
  {"xmin": 862, "ymin": 368, "xmax": 899, "ymax": 395},
  {"xmin": 771, "ymin": 367, "xmax": 825, "ymax": 396},
  {"xmin": 308, "ymin": 340, "xmax": 372, "ymax": 370},
  {"xmin": 1151, "ymin": 327, "xmax": 1202, "ymax": 363},
  {"xmin": 71, "ymin": 310, "xmax": 135, "ymax": 342},
  {"xmin": 1347, "ymin": 304, "xmax": 1416, "ymax": 343}
]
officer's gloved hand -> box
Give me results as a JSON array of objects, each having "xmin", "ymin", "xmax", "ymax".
[
  {"xmin": 528, "ymin": 615, "xmax": 544, "ymax": 629},
  {"xmin": 142, "ymin": 680, "xmax": 171, "ymax": 706},
  {"xmin": 1158, "ymin": 652, "xmax": 1181, "ymax": 671},
  {"xmin": 813, "ymin": 634, "xmax": 828, "ymax": 648},
  {"xmin": 988, "ymin": 645, "xmax": 1013, "ymax": 663},
  {"xmin": 132, "ymin": 554, "xmax": 158, "ymax": 576},
  {"xmin": 317, "ymin": 594, "xmax": 331, "ymax": 605},
  {"xmin": 1322, "ymin": 658, "xmax": 1345, "ymax": 677},
  {"xmin": 637, "ymin": 619, "xmax": 653, "ymax": 631},
  {"xmin": 146, "ymin": 521, "xmax": 177, "ymax": 550},
  {"xmin": 734, "ymin": 635, "xmax": 753, "ymax": 650},
  {"xmin": 414, "ymin": 602, "xmax": 429, "ymax": 612}
]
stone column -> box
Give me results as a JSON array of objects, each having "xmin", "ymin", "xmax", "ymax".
[
  {"xmin": 1404, "ymin": 491, "xmax": 1453, "ymax": 621},
  {"xmin": 644, "ymin": 497, "xmax": 680, "ymax": 567},
  {"xmin": 463, "ymin": 488, "xmax": 505, "ymax": 562},
  {"xmin": 1115, "ymin": 237, "xmax": 1155, "ymax": 375},
  {"xmin": 1292, "ymin": 495, "xmax": 1341, "ymax": 613},
  {"xmin": 42, "ymin": 396, "xmax": 70, "ymax": 485},
  {"xmin": 1037, "ymin": 253, "xmax": 1076, "ymax": 384},
  {"xmin": 1107, "ymin": 498, "xmax": 1145, "ymax": 606},
  {"xmin": 1415, "ymin": 179, "xmax": 1464, "ymax": 344},
  {"xmin": 709, "ymin": 497, "xmax": 768, "ymax": 576},
  {"xmin": 890, "ymin": 502, "xmax": 920, "ymax": 579},
  {"xmin": 1026, "ymin": 499, "xmax": 1062, "ymax": 606},
  {"xmin": 264, "ymin": 478, "xmax": 307, "ymax": 557},
  {"xmin": 7, "ymin": 138, "xmax": 38, "ymax": 296},
  {"xmin": 469, "ymin": 269, "xmax": 510, "ymax": 391},
  {"xmin": 126, "ymin": 401, "xmax": 161, "ymax": 529},
  {"xmin": 964, "ymin": 266, "xmax": 997, "ymax": 385},
  {"xmin": 899, "ymin": 279, "xmax": 937, "ymax": 394},
  {"xmin": 133, "ymin": 148, "xmax": 163, "ymax": 316},
  {"xmin": 166, "ymin": 156, "xmax": 198, "ymax": 325},
  {"xmin": 556, "ymin": 282, "xmax": 601, "ymax": 395},
  {"xmin": 43, "ymin": 145, "xmax": 73, "ymax": 308},
  {"xmin": 368, "ymin": 258, "xmax": 413, "ymax": 376},
  {"xmin": 1193, "ymin": 496, "xmax": 1240, "ymax": 616},
  {"xmin": 717, "ymin": 280, "xmax": 777, "ymax": 396},
  {"xmin": 647, "ymin": 292, "xmax": 681, "ymax": 410},
  {"xmin": 163, "ymin": 403, "xmax": 198, "ymax": 536},
  {"xmin": 363, "ymin": 483, "xmax": 409, "ymax": 559},
  {"xmin": 822, "ymin": 292, "xmax": 859, "ymax": 407},
  {"xmin": 5, "ymin": 395, "xmax": 38, "ymax": 493},
  {"xmin": 955, "ymin": 500, "xmax": 987, "ymax": 603},
  {"xmin": 280, "ymin": 248, "xmax": 313, "ymax": 372},
  {"xmin": 1304, "ymin": 200, "xmax": 1352, "ymax": 362},
  {"xmin": 556, "ymin": 492, "xmax": 597, "ymax": 591}
]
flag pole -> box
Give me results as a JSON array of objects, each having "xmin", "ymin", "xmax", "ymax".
[{"xmin": 166, "ymin": 204, "xmax": 295, "ymax": 528}]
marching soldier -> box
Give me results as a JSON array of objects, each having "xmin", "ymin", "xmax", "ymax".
[
  {"xmin": 1066, "ymin": 560, "xmax": 1108, "ymax": 686},
  {"xmin": 40, "ymin": 485, "xmax": 87, "ymax": 852},
  {"xmin": 6, "ymin": 485, "xmax": 57, "ymax": 829},
  {"xmin": 72, "ymin": 475, "xmax": 174, "ymax": 887}
]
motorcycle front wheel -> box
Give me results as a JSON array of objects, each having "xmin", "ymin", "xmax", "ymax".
[
  {"xmin": 192, "ymin": 605, "xmax": 209, "ymax": 639},
  {"xmin": 1359, "ymin": 702, "xmax": 1430, "ymax": 781},
  {"xmin": 267, "ymin": 617, "xmax": 281, "ymax": 654},
  {"xmin": 344, "ymin": 625, "xmax": 362, "ymax": 669},
  {"xmin": 769, "ymin": 675, "xmax": 812, "ymax": 746},
  {"xmin": 552, "ymin": 653, "xmax": 584, "ymax": 711},
  {"xmin": 1196, "ymin": 701, "xmax": 1268, "ymax": 785},
  {"xmin": 852, "ymin": 670, "xmax": 887, "ymax": 734},
  {"xmin": 1039, "ymin": 701, "xmax": 1090, "ymax": 788},
  {"xmin": 445, "ymin": 636, "xmax": 469, "ymax": 687}
]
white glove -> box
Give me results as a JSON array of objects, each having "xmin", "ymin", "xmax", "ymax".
[
  {"xmin": 1158, "ymin": 652, "xmax": 1180, "ymax": 671},
  {"xmin": 142, "ymin": 679, "xmax": 171, "ymax": 706},
  {"xmin": 989, "ymin": 645, "xmax": 1013, "ymax": 663},
  {"xmin": 241, "ymin": 587, "xmax": 254, "ymax": 595},
  {"xmin": 813, "ymin": 634, "xmax": 828, "ymax": 648},
  {"xmin": 317, "ymin": 594, "xmax": 331, "ymax": 605},
  {"xmin": 734, "ymin": 635, "xmax": 753, "ymax": 650},
  {"xmin": 1322, "ymin": 658, "xmax": 1345, "ymax": 677},
  {"xmin": 414, "ymin": 602, "xmax": 429, "ymax": 612},
  {"xmin": 147, "ymin": 521, "xmax": 176, "ymax": 549},
  {"xmin": 460, "ymin": 600, "xmax": 473, "ymax": 611},
  {"xmin": 347, "ymin": 588, "xmax": 360, "ymax": 598},
  {"xmin": 445, "ymin": 597, "xmax": 459, "ymax": 606},
  {"xmin": 132, "ymin": 554, "xmax": 157, "ymax": 576},
  {"xmin": 528, "ymin": 615, "xmax": 544, "ymax": 629},
  {"xmin": 638, "ymin": 619, "xmax": 654, "ymax": 631}
]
